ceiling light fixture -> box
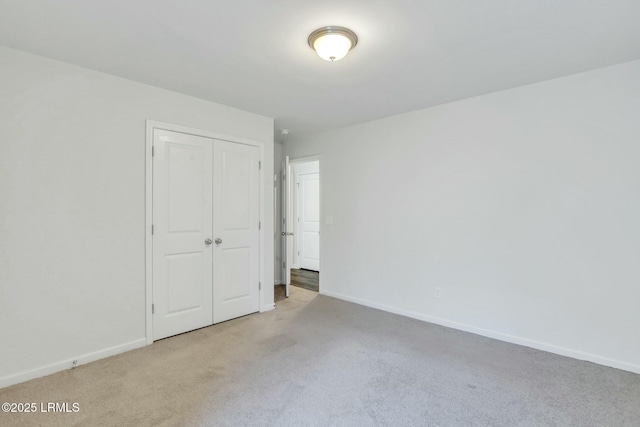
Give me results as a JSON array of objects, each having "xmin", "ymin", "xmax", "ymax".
[{"xmin": 308, "ymin": 26, "xmax": 358, "ymax": 62}]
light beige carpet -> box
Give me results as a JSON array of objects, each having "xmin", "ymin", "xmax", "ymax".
[{"xmin": 1, "ymin": 286, "xmax": 639, "ymax": 426}]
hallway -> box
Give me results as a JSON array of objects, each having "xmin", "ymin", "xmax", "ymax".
[{"xmin": 275, "ymin": 268, "xmax": 319, "ymax": 302}]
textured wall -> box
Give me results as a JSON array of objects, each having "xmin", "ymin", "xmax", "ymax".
[
  {"xmin": 0, "ymin": 47, "xmax": 274, "ymax": 386},
  {"xmin": 284, "ymin": 60, "xmax": 640, "ymax": 373}
]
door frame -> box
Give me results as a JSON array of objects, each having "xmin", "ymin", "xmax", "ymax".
[
  {"xmin": 284, "ymin": 155, "xmax": 323, "ymax": 293},
  {"xmin": 292, "ymin": 161, "xmax": 320, "ymax": 270},
  {"xmin": 145, "ymin": 120, "xmax": 267, "ymax": 345}
]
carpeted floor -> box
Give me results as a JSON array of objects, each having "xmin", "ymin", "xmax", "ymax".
[{"xmin": 1, "ymin": 286, "xmax": 639, "ymax": 426}]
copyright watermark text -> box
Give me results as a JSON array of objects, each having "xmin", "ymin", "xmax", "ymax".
[{"xmin": 2, "ymin": 402, "xmax": 80, "ymax": 413}]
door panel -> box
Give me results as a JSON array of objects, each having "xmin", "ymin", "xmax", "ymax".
[
  {"xmin": 167, "ymin": 252, "xmax": 204, "ymax": 313},
  {"xmin": 302, "ymin": 231, "xmax": 320, "ymax": 261},
  {"xmin": 302, "ymin": 178, "xmax": 320, "ymax": 222},
  {"xmin": 213, "ymin": 140, "xmax": 260, "ymax": 323},
  {"xmin": 221, "ymin": 248, "xmax": 251, "ymax": 300},
  {"xmin": 153, "ymin": 129, "xmax": 213, "ymax": 340},
  {"xmin": 167, "ymin": 144, "xmax": 206, "ymax": 232},
  {"xmin": 222, "ymin": 150, "xmax": 252, "ymax": 230}
]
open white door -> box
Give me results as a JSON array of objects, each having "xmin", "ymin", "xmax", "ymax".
[
  {"xmin": 152, "ymin": 129, "xmax": 214, "ymax": 340},
  {"xmin": 212, "ymin": 140, "xmax": 260, "ymax": 323},
  {"xmin": 283, "ymin": 156, "xmax": 291, "ymax": 297}
]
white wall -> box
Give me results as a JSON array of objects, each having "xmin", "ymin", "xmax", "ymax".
[
  {"xmin": 284, "ymin": 60, "xmax": 640, "ymax": 373},
  {"xmin": 0, "ymin": 47, "xmax": 274, "ymax": 387}
]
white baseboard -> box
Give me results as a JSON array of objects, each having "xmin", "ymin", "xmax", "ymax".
[
  {"xmin": 261, "ymin": 303, "xmax": 276, "ymax": 313},
  {"xmin": 320, "ymin": 290, "xmax": 640, "ymax": 375},
  {"xmin": 0, "ymin": 338, "xmax": 147, "ymax": 389}
]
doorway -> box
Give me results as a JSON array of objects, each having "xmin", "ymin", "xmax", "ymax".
[{"xmin": 283, "ymin": 157, "xmax": 321, "ymax": 297}]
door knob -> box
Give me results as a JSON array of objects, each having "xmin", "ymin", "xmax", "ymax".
[
  {"xmin": 205, "ymin": 238, "xmax": 213, "ymax": 245},
  {"xmin": 215, "ymin": 238, "xmax": 222, "ymax": 244},
  {"xmin": 281, "ymin": 231, "xmax": 287, "ymax": 236}
]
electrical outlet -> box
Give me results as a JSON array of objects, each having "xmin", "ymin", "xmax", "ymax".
[
  {"xmin": 434, "ymin": 287, "xmax": 442, "ymax": 299},
  {"xmin": 72, "ymin": 360, "xmax": 78, "ymax": 369}
]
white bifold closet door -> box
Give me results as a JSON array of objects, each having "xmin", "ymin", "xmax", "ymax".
[{"xmin": 152, "ymin": 129, "xmax": 259, "ymax": 341}]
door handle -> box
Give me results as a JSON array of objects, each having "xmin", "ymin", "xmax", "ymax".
[
  {"xmin": 281, "ymin": 232, "xmax": 294, "ymax": 236},
  {"xmin": 205, "ymin": 238, "xmax": 213, "ymax": 245},
  {"xmin": 215, "ymin": 238, "xmax": 222, "ymax": 244}
]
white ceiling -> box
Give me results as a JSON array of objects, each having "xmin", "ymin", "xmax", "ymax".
[{"xmin": 1, "ymin": 0, "xmax": 639, "ymax": 141}]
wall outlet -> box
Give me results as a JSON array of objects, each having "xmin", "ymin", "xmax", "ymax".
[
  {"xmin": 72, "ymin": 360, "xmax": 78, "ymax": 369},
  {"xmin": 434, "ymin": 287, "xmax": 442, "ymax": 299}
]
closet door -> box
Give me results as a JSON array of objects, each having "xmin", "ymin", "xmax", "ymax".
[
  {"xmin": 152, "ymin": 129, "xmax": 214, "ymax": 340},
  {"xmin": 212, "ymin": 140, "xmax": 261, "ymax": 323}
]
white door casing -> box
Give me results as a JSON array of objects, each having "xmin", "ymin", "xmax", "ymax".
[
  {"xmin": 212, "ymin": 140, "xmax": 261, "ymax": 323},
  {"xmin": 152, "ymin": 129, "xmax": 214, "ymax": 340}
]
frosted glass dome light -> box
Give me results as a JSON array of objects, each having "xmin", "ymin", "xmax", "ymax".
[{"xmin": 308, "ymin": 26, "xmax": 358, "ymax": 62}]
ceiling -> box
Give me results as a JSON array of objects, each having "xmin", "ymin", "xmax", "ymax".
[{"xmin": 1, "ymin": 0, "xmax": 639, "ymax": 142}]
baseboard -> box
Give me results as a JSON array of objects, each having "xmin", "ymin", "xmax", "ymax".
[
  {"xmin": 274, "ymin": 281, "xmax": 284, "ymax": 286},
  {"xmin": 0, "ymin": 338, "xmax": 147, "ymax": 389},
  {"xmin": 261, "ymin": 303, "xmax": 276, "ymax": 313},
  {"xmin": 320, "ymin": 290, "xmax": 640, "ymax": 375}
]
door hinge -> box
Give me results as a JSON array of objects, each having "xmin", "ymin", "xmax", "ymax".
[
  {"xmin": 298, "ymin": 251, "xmax": 300, "ymax": 256},
  {"xmin": 259, "ymin": 282, "xmax": 262, "ymax": 290},
  {"xmin": 259, "ymin": 221, "xmax": 261, "ymax": 230},
  {"xmin": 259, "ymin": 161, "xmax": 261, "ymax": 170},
  {"xmin": 151, "ymin": 224, "xmax": 154, "ymax": 235},
  {"xmin": 152, "ymin": 303, "xmax": 155, "ymax": 314},
  {"xmin": 283, "ymin": 261, "xmax": 286, "ymax": 268},
  {"xmin": 152, "ymin": 145, "xmax": 155, "ymax": 156}
]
